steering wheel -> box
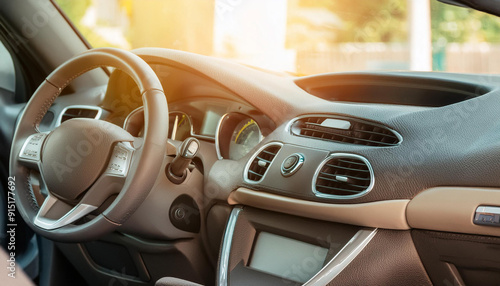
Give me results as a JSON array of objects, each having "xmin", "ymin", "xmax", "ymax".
[{"xmin": 9, "ymin": 48, "xmax": 168, "ymax": 242}]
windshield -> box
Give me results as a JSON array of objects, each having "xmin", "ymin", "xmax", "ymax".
[{"xmin": 55, "ymin": 0, "xmax": 500, "ymax": 75}]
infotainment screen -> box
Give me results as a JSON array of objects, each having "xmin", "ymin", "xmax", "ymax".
[{"xmin": 249, "ymin": 232, "xmax": 328, "ymax": 283}]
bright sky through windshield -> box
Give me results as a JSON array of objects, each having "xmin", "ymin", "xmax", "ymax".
[{"xmin": 56, "ymin": 0, "xmax": 500, "ymax": 75}]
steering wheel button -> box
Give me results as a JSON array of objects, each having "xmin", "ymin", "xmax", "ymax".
[{"xmin": 19, "ymin": 132, "xmax": 48, "ymax": 163}]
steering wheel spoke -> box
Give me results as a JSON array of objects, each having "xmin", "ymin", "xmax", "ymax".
[
  {"xmin": 33, "ymin": 140, "xmax": 137, "ymax": 230},
  {"xmin": 78, "ymin": 141, "xmax": 137, "ymax": 207},
  {"xmin": 18, "ymin": 132, "xmax": 50, "ymax": 170},
  {"xmin": 34, "ymin": 194, "xmax": 98, "ymax": 230}
]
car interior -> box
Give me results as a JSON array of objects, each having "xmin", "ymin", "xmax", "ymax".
[{"xmin": 2, "ymin": 0, "xmax": 500, "ymax": 285}]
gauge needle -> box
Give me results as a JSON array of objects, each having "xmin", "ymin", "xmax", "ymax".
[{"xmin": 172, "ymin": 115, "xmax": 179, "ymax": 140}]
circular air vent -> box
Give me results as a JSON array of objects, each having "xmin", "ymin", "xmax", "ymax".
[{"xmin": 313, "ymin": 153, "xmax": 374, "ymax": 199}]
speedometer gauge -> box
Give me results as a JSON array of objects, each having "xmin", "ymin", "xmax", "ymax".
[
  {"xmin": 124, "ymin": 108, "xmax": 193, "ymax": 141},
  {"xmin": 229, "ymin": 119, "xmax": 262, "ymax": 160},
  {"xmin": 216, "ymin": 113, "xmax": 265, "ymax": 160}
]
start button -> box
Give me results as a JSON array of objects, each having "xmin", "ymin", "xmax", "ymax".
[
  {"xmin": 283, "ymin": 155, "xmax": 298, "ymax": 170},
  {"xmin": 281, "ymin": 153, "xmax": 305, "ymax": 177}
]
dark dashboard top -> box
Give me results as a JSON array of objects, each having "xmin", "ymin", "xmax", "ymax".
[{"xmin": 50, "ymin": 48, "xmax": 500, "ymax": 207}]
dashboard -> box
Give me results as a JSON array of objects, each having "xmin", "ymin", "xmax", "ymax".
[
  {"xmin": 101, "ymin": 49, "xmax": 500, "ymax": 206},
  {"xmin": 38, "ymin": 47, "xmax": 500, "ymax": 286}
]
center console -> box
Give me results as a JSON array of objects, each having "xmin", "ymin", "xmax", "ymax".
[{"xmin": 217, "ymin": 206, "xmax": 377, "ymax": 286}]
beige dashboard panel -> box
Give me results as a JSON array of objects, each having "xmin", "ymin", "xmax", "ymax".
[
  {"xmin": 407, "ymin": 187, "xmax": 500, "ymax": 237},
  {"xmin": 228, "ymin": 188, "xmax": 410, "ymax": 229}
]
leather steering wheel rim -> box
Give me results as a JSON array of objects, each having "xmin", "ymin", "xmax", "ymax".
[{"xmin": 9, "ymin": 48, "xmax": 168, "ymax": 242}]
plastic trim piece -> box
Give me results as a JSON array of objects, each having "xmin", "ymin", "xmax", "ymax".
[
  {"xmin": 407, "ymin": 187, "xmax": 500, "ymax": 237},
  {"xmin": 56, "ymin": 105, "xmax": 103, "ymax": 126},
  {"xmin": 312, "ymin": 153, "xmax": 375, "ymax": 200},
  {"xmin": 34, "ymin": 195, "xmax": 97, "ymax": 230},
  {"xmin": 303, "ymin": 228, "xmax": 378, "ymax": 285},
  {"xmin": 217, "ymin": 206, "xmax": 243, "ymax": 286},
  {"xmin": 228, "ymin": 188, "xmax": 410, "ymax": 230}
]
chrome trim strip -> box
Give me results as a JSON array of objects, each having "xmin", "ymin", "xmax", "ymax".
[
  {"xmin": 243, "ymin": 142, "xmax": 283, "ymax": 184},
  {"xmin": 215, "ymin": 113, "xmax": 230, "ymax": 160},
  {"xmin": 312, "ymin": 153, "xmax": 375, "ymax": 200},
  {"xmin": 476, "ymin": 206, "xmax": 500, "ymax": 215},
  {"xmin": 34, "ymin": 195, "xmax": 97, "ymax": 230},
  {"xmin": 56, "ymin": 105, "xmax": 103, "ymax": 126},
  {"xmin": 285, "ymin": 114, "xmax": 403, "ymax": 146},
  {"xmin": 303, "ymin": 228, "xmax": 378, "ymax": 286},
  {"xmin": 217, "ymin": 206, "xmax": 243, "ymax": 286}
]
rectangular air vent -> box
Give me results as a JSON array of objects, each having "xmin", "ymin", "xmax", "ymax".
[
  {"xmin": 314, "ymin": 154, "xmax": 373, "ymax": 199},
  {"xmin": 290, "ymin": 116, "xmax": 401, "ymax": 147},
  {"xmin": 246, "ymin": 143, "xmax": 282, "ymax": 182},
  {"xmin": 59, "ymin": 106, "xmax": 102, "ymax": 125}
]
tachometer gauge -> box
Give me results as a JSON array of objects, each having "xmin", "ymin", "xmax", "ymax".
[
  {"xmin": 124, "ymin": 108, "xmax": 192, "ymax": 141},
  {"xmin": 216, "ymin": 113, "xmax": 264, "ymax": 160},
  {"xmin": 229, "ymin": 119, "xmax": 262, "ymax": 160},
  {"xmin": 169, "ymin": 112, "xmax": 192, "ymax": 141}
]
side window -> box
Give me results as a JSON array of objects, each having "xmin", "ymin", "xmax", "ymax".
[{"xmin": 0, "ymin": 41, "xmax": 15, "ymax": 94}]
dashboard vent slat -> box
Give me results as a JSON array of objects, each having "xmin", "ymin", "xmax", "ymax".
[
  {"xmin": 246, "ymin": 144, "xmax": 282, "ymax": 182},
  {"xmin": 291, "ymin": 116, "xmax": 401, "ymax": 147},
  {"xmin": 314, "ymin": 154, "xmax": 373, "ymax": 199}
]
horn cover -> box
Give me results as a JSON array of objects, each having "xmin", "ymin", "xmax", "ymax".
[{"xmin": 41, "ymin": 119, "xmax": 133, "ymax": 201}]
